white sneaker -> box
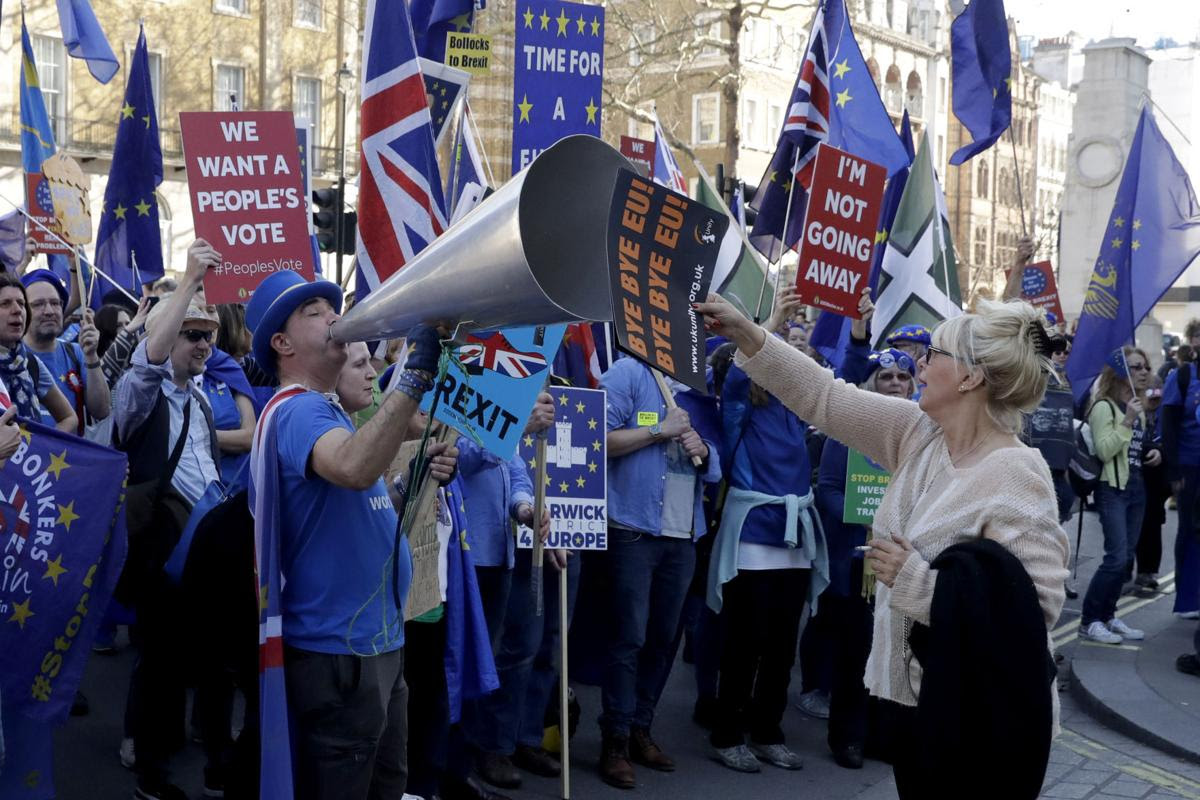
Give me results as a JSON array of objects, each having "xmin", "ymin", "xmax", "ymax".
[
  {"xmin": 1176, "ymin": 611, "xmax": 1200, "ymax": 621},
  {"xmin": 1080, "ymin": 621, "xmax": 1123, "ymax": 645},
  {"xmin": 119, "ymin": 737, "xmax": 136, "ymax": 769},
  {"xmin": 1107, "ymin": 617, "xmax": 1144, "ymax": 641}
]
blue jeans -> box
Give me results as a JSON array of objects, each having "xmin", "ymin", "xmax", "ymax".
[
  {"xmin": 1176, "ymin": 466, "xmax": 1200, "ymax": 614},
  {"xmin": 599, "ymin": 528, "xmax": 696, "ymax": 737},
  {"xmin": 1082, "ymin": 472, "xmax": 1146, "ymax": 626}
]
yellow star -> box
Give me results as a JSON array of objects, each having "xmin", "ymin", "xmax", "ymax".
[
  {"xmin": 591, "ymin": 439, "xmax": 602, "ymax": 451},
  {"xmin": 8, "ymin": 597, "xmax": 33, "ymax": 629},
  {"xmin": 836, "ymin": 88, "xmax": 853, "ymax": 108},
  {"xmin": 584, "ymin": 98, "xmax": 598, "ymax": 125},
  {"xmin": 43, "ymin": 554, "xmax": 67, "ymax": 587},
  {"xmin": 558, "ymin": 480, "xmax": 570, "ymax": 492},
  {"xmin": 259, "ymin": 584, "xmax": 268, "ymax": 612},
  {"xmin": 1133, "ymin": 219, "xmax": 1143, "ymax": 230},
  {"xmin": 575, "ymin": 401, "xmax": 586, "ymax": 413},
  {"xmin": 1113, "ymin": 216, "xmax": 1125, "ymax": 227},
  {"xmin": 575, "ymin": 475, "xmax": 586, "ymax": 488},
  {"xmin": 1005, "ymin": 76, "xmax": 1013, "ymax": 91},
  {"xmin": 441, "ymin": 100, "xmax": 448, "ymax": 109},
  {"xmin": 875, "ymin": 229, "xmax": 889, "ymax": 245},
  {"xmin": 135, "ymin": 199, "xmax": 152, "ymax": 217},
  {"xmin": 587, "ymin": 417, "xmax": 598, "ymax": 430},
  {"xmin": 1111, "ymin": 237, "xmax": 1124, "ymax": 249},
  {"xmin": 539, "ymin": 9, "xmax": 550, "ymax": 30},
  {"xmin": 1131, "ymin": 240, "xmax": 1141, "ymax": 251},
  {"xmin": 56, "ymin": 501, "xmax": 80, "ymax": 531},
  {"xmin": 142, "ymin": 114, "xmax": 151, "ymax": 128},
  {"xmin": 46, "ymin": 450, "xmax": 70, "ymax": 479},
  {"xmin": 518, "ymin": 94, "xmax": 533, "ymax": 123},
  {"xmin": 440, "ymin": 86, "xmax": 447, "ymax": 96},
  {"xmin": 559, "ymin": 394, "xmax": 569, "ymax": 406},
  {"xmin": 17, "ymin": 425, "xmax": 31, "ymax": 445},
  {"xmin": 832, "ymin": 59, "xmax": 851, "ymax": 79},
  {"xmin": 523, "ymin": 7, "xmax": 534, "ymax": 27},
  {"xmin": 591, "ymin": 17, "xmax": 600, "ymax": 36},
  {"xmin": 450, "ymin": 12, "xmax": 471, "ymax": 30},
  {"xmin": 460, "ymin": 531, "xmax": 470, "ymax": 549},
  {"xmin": 23, "ymin": 770, "xmax": 39, "ymax": 789},
  {"xmin": 121, "ymin": 103, "xmax": 135, "ymax": 120},
  {"xmin": 576, "ymin": 13, "xmax": 586, "ymax": 34},
  {"xmin": 544, "ymin": 474, "xmax": 552, "ymax": 487},
  {"xmin": 769, "ymin": 170, "xmax": 778, "ymax": 183},
  {"xmin": 588, "ymin": 461, "xmax": 597, "ymax": 473},
  {"xmin": 523, "ymin": 435, "xmax": 534, "ymax": 448},
  {"xmin": 555, "ymin": 9, "xmax": 569, "ymax": 36},
  {"xmin": 113, "ymin": 203, "xmax": 127, "ymax": 220}
]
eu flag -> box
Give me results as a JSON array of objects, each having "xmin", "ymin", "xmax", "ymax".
[
  {"xmin": 948, "ymin": 0, "xmax": 1011, "ymax": 165},
  {"xmin": 55, "ymin": 0, "xmax": 119, "ymax": 84},
  {"xmin": 749, "ymin": 0, "xmax": 909, "ymax": 261},
  {"xmin": 1066, "ymin": 108, "xmax": 1200, "ymax": 403},
  {"xmin": 410, "ymin": 0, "xmax": 475, "ymax": 63},
  {"xmin": 93, "ymin": 27, "xmax": 163, "ymax": 292}
]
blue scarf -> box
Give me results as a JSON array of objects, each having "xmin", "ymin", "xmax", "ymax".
[{"xmin": 0, "ymin": 342, "xmax": 44, "ymax": 420}]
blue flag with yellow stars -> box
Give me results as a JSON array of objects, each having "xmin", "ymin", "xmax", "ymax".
[
  {"xmin": 411, "ymin": 0, "xmax": 477, "ymax": 63},
  {"xmin": 1066, "ymin": 108, "xmax": 1200, "ymax": 404},
  {"xmin": 948, "ymin": 0, "xmax": 1011, "ymax": 165},
  {"xmin": 93, "ymin": 26, "xmax": 163, "ymax": 293},
  {"xmin": 421, "ymin": 58, "xmax": 470, "ymax": 148}
]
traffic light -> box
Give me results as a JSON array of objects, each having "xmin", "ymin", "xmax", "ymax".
[
  {"xmin": 312, "ymin": 188, "xmax": 339, "ymax": 253},
  {"xmin": 740, "ymin": 181, "xmax": 759, "ymax": 229}
]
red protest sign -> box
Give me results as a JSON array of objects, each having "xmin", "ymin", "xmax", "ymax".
[
  {"xmin": 620, "ymin": 136, "xmax": 656, "ymax": 179},
  {"xmin": 24, "ymin": 173, "xmax": 71, "ymax": 254},
  {"xmin": 180, "ymin": 111, "xmax": 315, "ymax": 304},
  {"xmin": 1018, "ymin": 260, "xmax": 1065, "ymax": 324},
  {"xmin": 794, "ymin": 144, "xmax": 886, "ymax": 319}
]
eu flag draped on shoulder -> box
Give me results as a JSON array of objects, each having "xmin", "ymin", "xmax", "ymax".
[
  {"xmin": 410, "ymin": 0, "xmax": 476, "ymax": 63},
  {"xmin": 355, "ymin": 0, "xmax": 448, "ymax": 304},
  {"xmin": 948, "ymin": 0, "xmax": 1011, "ymax": 165},
  {"xmin": 93, "ymin": 27, "xmax": 164, "ymax": 297},
  {"xmin": 55, "ymin": 0, "xmax": 119, "ymax": 84},
  {"xmin": 749, "ymin": 0, "xmax": 909, "ymax": 262},
  {"xmin": 1066, "ymin": 107, "xmax": 1200, "ymax": 404},
  {"xmin": 810, "ymin": 111, "xmax": 916, "ymax": 367}
]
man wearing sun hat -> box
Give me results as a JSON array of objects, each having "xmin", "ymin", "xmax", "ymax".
[
  {"xmin": 245, "ymin": 266, "xmax": 454, "ymax": 800},
  {"xmin": 112, "ymin": 239, "xmax": 225, "ymax": 800}
]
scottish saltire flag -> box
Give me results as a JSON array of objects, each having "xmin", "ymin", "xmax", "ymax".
[
  {"xmin": 553, "ymin": 323, "xmax": 601, "ymax": 388},
  {"xmin": 0, "ymin": 421, "xmax": 127, "ymax": 723},
  {"xmin": 420, "ymin": 58, "xmax": 470, "ymax": 147},
  {"xmin": 1066, "ymin": 108, "xmax": 1200, "ymax": 403},
  {"xmin": 355, "ymin": 0, "xmax": 448, "ymax": 302},
  {"xmin": 458, "ymin": 331, "xmax": 549, "ymax": 378},
  {"xmin": 446, "ymin": 103, "xmax": 489, "ymax": 217},
  {"xmin": 948, "ymin": 0, "xmax": 1012, "ymax": 165},
  {"xmin": 249, "ymin": 386, "xmax": 308, "ymax": 800},
  {"xmin": 750, "ymin": 0, "xmax": 909, "ymax": 261},
  {"xmin": 653, "ymin": 113, "xmax": 688, "ymax": 195},
  {"xmin": 94, "ymin": 27, "xmax": 163, "ymax": 293},
  {"xmin": 811, "ymin": 111, "xmax": 916, "ymax": 367},
  {"xmin": 411, "ymin": 0, "xmax": 475, "ymax": 63},
  {"xmin": 871, "ymin": 131, "xmax": 962, "ymax": 349},
  {"xmin": 55, "ymin": 0, "xmax": 118, "ymax": 83}
]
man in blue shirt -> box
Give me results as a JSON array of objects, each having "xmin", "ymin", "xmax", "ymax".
[
  {"xmin": 246, "ymin": 268, "xmax": 456, "ymax": 800},
  {"xmin": 597, "ymin": 357, "xmax": 720, "ymax": 789},
  {"xmin": 1162, "ymin": 318, "xmax": 1200, "ymax": 621},
  {"xmin": 22, "ymin": 269, "xmax": 110, "ymax": 436}
]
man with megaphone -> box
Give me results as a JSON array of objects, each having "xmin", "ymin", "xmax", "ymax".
[{"xmin": 245, "ymin": 269, "xmax": 458, "ymax": 800}]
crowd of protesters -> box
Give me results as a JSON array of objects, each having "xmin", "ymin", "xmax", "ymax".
[{"xmin": 0, "ymin": 234, "xmax": 1197, "ymax": 800}]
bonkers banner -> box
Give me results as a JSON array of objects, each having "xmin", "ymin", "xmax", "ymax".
[
  {"xmin": 421, "ymin": 325, "xmax": 567, "ymax": 460},
  {"xmin": 517, "ymin": 386, "xmax": 607, "ymax": 550},
  {"xmin": 0, "ymin": 420, "xmax": 128, "ymax": 723},
  {"xmin": 511, "ymin": 0, "xmax": 604, "ymax": 173}
]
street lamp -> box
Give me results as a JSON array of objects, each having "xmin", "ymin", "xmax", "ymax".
[{"xmin": 335, "ymin": 61, "xmax": 353, "ymax": 286}]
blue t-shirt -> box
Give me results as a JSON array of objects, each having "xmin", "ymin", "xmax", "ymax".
[
  {"xmin": 1163, "ymin": 363, "xmax": 1200, "ymax": 465},
  {"xmin": 274, "ymin": 391, "xmax": 411, "ymax": 655},
  {"xmin": 202, "ymin": 376, "xmax": 249, "ymax": 480},
  {"xmin": 33, "ymin": 340, "xmax": 85, "ymax": 426}
]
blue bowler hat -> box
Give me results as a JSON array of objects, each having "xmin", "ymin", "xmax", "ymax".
[
  {"xmin": 886, "ymin": 324, "xmax": 932, "ymax": 347},
  {"xmin": 21, "ymin": 268, "xmax": 69, "ymax": 306},
  {"xmin": 245, "ymin": 270, "xmax": 343, "ymax": 376}
]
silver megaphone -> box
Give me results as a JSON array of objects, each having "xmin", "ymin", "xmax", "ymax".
[{"xmin": 330, "ymin": 134, "xmax": 631, "ymax": 343}]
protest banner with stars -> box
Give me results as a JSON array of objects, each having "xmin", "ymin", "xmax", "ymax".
[
  {"xmin": 517, "ymin": 386, "xmax": 608, "ymax": 550},
  {"xmin": 511, "ymin": 0, "xmax": 604, "ymax": 173}
]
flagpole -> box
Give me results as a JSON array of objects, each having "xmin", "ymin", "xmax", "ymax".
[
  {"xmin": 753, "ymin": 149, "xmax": 801, "ymax": 324},
  {"xmin": 929, "ymin": 135, "xmax": 954, "ymax": 319},
  {"xmin": 559, "ymin": 563, "xmax": 571, "ymax": 800},
  {"xmin": 465, "ymin": 103, "xmax": 495, "ymax": 187},
  {"xmin": 1009, "ymin": 134, "xmax": 1029, "ymax": 237},
  {"xmin": 2, "ymin": 199, "xmax": 138, "ymax": 303}
]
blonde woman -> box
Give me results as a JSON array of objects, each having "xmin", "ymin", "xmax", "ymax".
[
  {"xmin": 1079, "ymin": 347, "xmax": 1159, "ymax": 644},
  {"xmin": 695, "ymin": 293, "xmax": 1069, "ymax": 798}
]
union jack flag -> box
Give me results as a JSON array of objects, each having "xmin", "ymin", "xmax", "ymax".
[
  {"xmin": 783, "ymin": 3, "xmax": 830, "ymax": 190},
  {"xmin": 458, "ymin": 331, "xmax": 549, "ymax": 379},
  {"xmin": 355, "ymin": 0, "xmax": 448, "ymax": 301},
  {"xmin": 653, "ymin": 113, "xmax": 689, "ymax": 195}
]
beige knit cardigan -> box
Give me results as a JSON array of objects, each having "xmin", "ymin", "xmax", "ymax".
[{"xmin": 737, "ymin": 333, "xmax": 1070, "ymax": 720}]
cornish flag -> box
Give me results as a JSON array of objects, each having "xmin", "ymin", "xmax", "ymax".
[
  {"xmin": 355, "ymin": 0, "xmax": 448, "ymax": 301},
  {"xmin": 458, "ymin": 332, "xmax": 549, "ymax": 379}
]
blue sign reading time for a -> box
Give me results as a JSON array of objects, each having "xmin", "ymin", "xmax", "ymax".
[{"xmin": 510, "ymin": 0, "xmax": 605, "ymax": 174}]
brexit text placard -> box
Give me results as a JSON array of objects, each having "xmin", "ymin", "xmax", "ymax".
[{"xmin": 843, "ymin": 448, "xmax": 891, "ymax": 526}]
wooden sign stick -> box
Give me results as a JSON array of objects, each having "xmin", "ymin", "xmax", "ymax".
[{"xmin": 651, "ymin": 368, "xmax": 702, "ymax": 468}]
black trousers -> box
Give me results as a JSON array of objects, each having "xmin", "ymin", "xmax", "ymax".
[
  {"xmin": 882, "ymin": 701, "xmax": 930, "ymax": 799},
  {"xmin": 711, "ymin": 568, "xmax": 809, "ymax": 748},
  {"xmin": 825, "ymin": 590, "xmax": 874, "ymax": 751},
  {"xmin": 132, "ymin": 580, "xmax": 187, "ymax": 787},
  {"xmin": 405, "ymin": 616, "xmax": 449, "ymax": 799}
]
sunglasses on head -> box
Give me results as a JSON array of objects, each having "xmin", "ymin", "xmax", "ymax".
[{"xmin": 180, "ymin": 329, "xmax": 213, "ymax": 343}]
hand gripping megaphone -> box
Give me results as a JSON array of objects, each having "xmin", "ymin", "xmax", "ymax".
[{"xmin": 329, "ymin": 135, "xmax": 631, "ymax": 344}]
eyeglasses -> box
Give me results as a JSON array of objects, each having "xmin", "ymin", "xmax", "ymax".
[
  {"xmin": 180, "ymin": 329, "xmax": 213, "ymax": 343},
  {"xmin": 1127, "ymin": 363, "xmax": 1149, "ymax": 373},
  {"xmin": 923, "ymin": 345, "xmax": 956, "ymax": 364}
]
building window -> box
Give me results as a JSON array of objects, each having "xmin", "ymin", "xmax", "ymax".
[
  {"xmin": 937, "ymin": 134, "xmax": 944, "ymax": 165},
  {"xmin": 976, "ymin": 161, "xmax": 989, "ymax": 199},
  {"xmin": 216, "ymin": 64, "xmax": 245, "ymax": 111},
  {"xmin": 147, "ymin": 51, "xmax": 163, "ymax": 113},
  {"xmin": 905, "ymin": 71, "xmax": 923, "ymax": 118},
  {"xmin": 884, "ymin": 65, "xmax": 903, "ymax": 114},
  {"xmin": 973, "ymin": 227, "xmax": 988, "ymax": 266},
  {"xmin": 628, "ymin": 23, "xmax": 656, "ymax": 68},
  {"xmin": 692, "ymin": 93, "xmax": 720, "ymax": 145},
  {"xmin": 768, "ymin": 102, "xmax": 784, "ymax": 144},
  {"xmin": 698, "ymin": 14, "xmax": 723, "ymax": 59},
  {"xmin": 627, "ymin": 101, "xmax": 654, "ymax": 139},
  {"xmin": 742, "ymin": 96, "xmax": 761, "ymax": 148},
  {"xmin": 294, "ymin": 77, "xmax": 321, "ymax": 144},
  {"xmin": 31, "ymin": 35, "xmax": 66, "ymax": 141},
  {"xmin": 295, "ymin": 0, "xmax": 322, "ymax": 27},
  {"xmin": 215, "ymin": 0, "xmax": 248, "ymax": 13}
]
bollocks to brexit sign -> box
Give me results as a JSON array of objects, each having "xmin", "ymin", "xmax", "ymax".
[
  {"xmin": 511, "ymin": 0, "xmax": 604, "ymax": 173},
  {"xmin": 517, "ymin": 386, "xmax": 608, "ymax": 550}
]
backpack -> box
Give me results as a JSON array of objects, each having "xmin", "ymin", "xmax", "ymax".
[{"xmin": 1068, "ymin": 399, "xmax": 1116, "ymax": 498}]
